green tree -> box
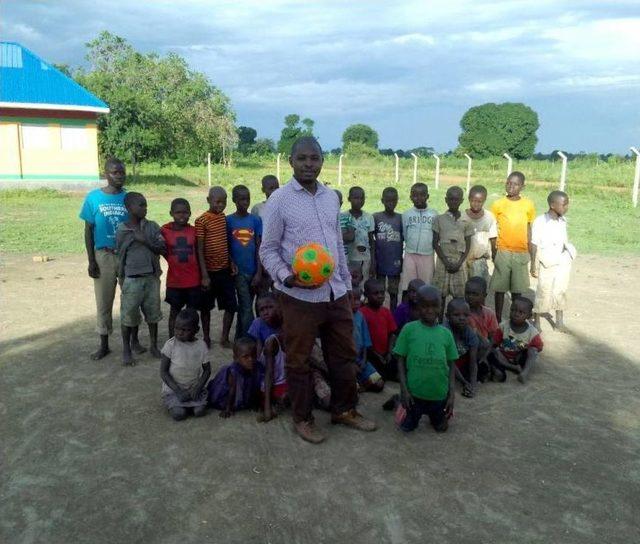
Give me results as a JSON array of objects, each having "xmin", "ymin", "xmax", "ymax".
[
  {"xmin": 277, "ymin": 114, "xmax": 314, "ymax": 154},
  {"xmin": 74, "ymin": 31, "xmax": 236, "ymax": 166},
  {"xmin": 342, "ymin": 124, "xmax": 378, "ymax": 150},
  {"xmin": 237, "ymin": 126, "xmax": 257, "ymax": 154},
  {"xmin": 458, "ymin": 102, "xmax": 539, "ymax": 159}
]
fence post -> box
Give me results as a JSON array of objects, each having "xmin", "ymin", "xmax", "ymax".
[
  {"xmin": 338, "ymin": 154, "xmax": 344, "ymax": 186},
  {"xmin": 503, "ymin": 152, "xmax": 513, "ymax": 177},
  {"xmin": 207, "ymin": 153, "xmax": 211, "ymax": 187},
  {"xmin": 631, "ymin": 147, "xmax": 640, "ymax": 208},
  {"xmin": 557, "ymin": 151, "xmax": 568, "ymax": 191},
  {"xmin": 432, "ymin": 154, "xmax": 440, "ymax": 189},
  {"xmin": 464, "ymin": 154, "xmax": 472, "ymax": 193},
  {"xmin": 410, "ymin": 153, "xmax": 418, "ymax": 184},
  {"xmin": 394, "ymin": 153, "xmax": 399, "ymax": 184},
  {"xmin": 276, "ymin": 153, "xmax": 281, "ymax": 181}
]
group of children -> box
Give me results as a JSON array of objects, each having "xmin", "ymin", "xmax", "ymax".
[{"xmin": 82, "ymin": 158, "xmax": 574, "ymax": 430}]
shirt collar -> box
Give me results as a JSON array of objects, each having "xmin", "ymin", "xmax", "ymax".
[
  {"xmin": 545, "ymin": 212, "xmax": 566, "ymax": 223},
  {"xmin": 291, "ymin": 177, "xmax": 326, "ymax": 195}
]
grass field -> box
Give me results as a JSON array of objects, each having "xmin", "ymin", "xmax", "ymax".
[{"xmin": 1, "ymin": 155, "xmax": 639, "ymax": 255}]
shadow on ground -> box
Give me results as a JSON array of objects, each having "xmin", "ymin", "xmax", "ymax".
[{"xmin": 1, "ymin": 312, "xmax": 639, "ymax": 544}]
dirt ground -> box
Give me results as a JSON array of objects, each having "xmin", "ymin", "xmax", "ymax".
[{"xmin": 1, "ymin": 253, "xmax": 639, "ymax": 544}]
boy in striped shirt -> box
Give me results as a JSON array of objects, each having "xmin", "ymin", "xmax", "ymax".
[{"xmin": 195, "ymin": 186, "xmax": 238, "ymax": 349}]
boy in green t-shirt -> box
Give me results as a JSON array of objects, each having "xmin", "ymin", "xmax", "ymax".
[{"xmin": 393, "ymin": 285, "xmax": 458, "ymax": 432}]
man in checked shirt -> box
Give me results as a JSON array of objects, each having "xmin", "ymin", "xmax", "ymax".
[{"xmin": 260, "ymin": 137, "xmax": 377, "ymax": 443}]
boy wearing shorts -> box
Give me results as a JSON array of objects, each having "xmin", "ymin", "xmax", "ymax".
[
  {"xmin": 374, "ymin": 187, "xmax": 403, "ymax": 311},
  {"xmin": 490, "ymin": 172, "xmax": 536, "ymax": 321},
  {"xmin": 196, "ymin": 186, "xmax": 238, "ymax": 348}
]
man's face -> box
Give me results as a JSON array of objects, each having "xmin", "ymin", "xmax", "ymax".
[
  {"xmin": 289, "ymin": 142, "xmax": 323, "ymax": 183},
  {"xmin": 106, "ymin": 162, "xmax": 125, "ymax": 188}
]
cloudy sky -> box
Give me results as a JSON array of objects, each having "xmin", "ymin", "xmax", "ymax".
[{"xmin": 3, "ymin": 0, "xmax": 640, "ymax": 153}]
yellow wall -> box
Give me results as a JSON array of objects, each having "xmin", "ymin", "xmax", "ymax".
[{"xmin": 0, "ymin": 118, "xmax": 100, "ymax": 181}]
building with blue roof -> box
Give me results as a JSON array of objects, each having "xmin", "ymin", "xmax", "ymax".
[{"xmin": 0, "ymin": 42, "xmax": 109, "ymax": 182}]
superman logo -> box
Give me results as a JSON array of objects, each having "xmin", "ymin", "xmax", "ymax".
[{"xmin": 232, "ymin": 228, "xmax": 254, "ymax": 247}]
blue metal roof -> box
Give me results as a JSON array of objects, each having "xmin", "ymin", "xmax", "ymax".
[{"xmin": 0, "ymin": 42, "xmax": 108, "ymax": 111}]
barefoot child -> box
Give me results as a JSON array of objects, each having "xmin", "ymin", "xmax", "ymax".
[
  {"xmin": 489, "ymin": 297, "xmax": 543, "ymax": 384},
  {"xmin": 161, "ymin": 198, "xmax": 202, "ymax": 339},
  {"xmin": 79, "ymin": 157, "xmax": 129, "ymax": 360},
  {"xmin": 116, "ymin": 192, "xmax": 165, "ymax": 365},
  {"xmin": 432, "ymin": 186, "xmax": 473, "ymax": 321},
  {"xmin": 461, "ymin": 185, "xmax": 497, "ymax": 283},
  {"xmin": 393, "ymin": 279, "xmax": 425, "ymax": 333},
  {"xmin": 258, "ymin": 332, "xmax": 288, "ymax": 422},
  {"xmin": 401, "ymin": 182, "xmax": 438, "ymax": 291},
  {"xmin": 251, "ymin": 174, "xmax": 280, "ymax": 219},
  {"xmin": 160, "ymin": 309, "xmax": 211, "ymax": 420},
  {"xmin": 464, "ymin": 276, "xmax": 498, "ymax": 379},
  {"xmin": 351, "ymin": 287, "xmax": 385, "ymax": 392},
  {"xmin": 490, "ymin": 172, "xmax": 536, "ymax": 322},
  {"xmin": 360, "ymin": 278, "xmax": 398, "ymax": 380},
  {"xmin": 444, "ymin": 298, "xmax": 480, "ymax": 398},
  {"xmin": 531, "ymin": 191, "xmax": 575, "ymax": 333},
  {"xmin": 347, "ymin": 186, "xmax": 376, "ymax": 279},
  {"xmin": 227, "ymin": 185, "xmax": 263, "ymax": 339},
  {"xmin": 374, "ymin": 187, "xmax": 403, "ymax": 311},
  {"xmin": 393, "ymin": 286, "xmax": 458, "ymax": 432},
  {"xmin": 195, "ymin": 186, "xmax": 238, "ymax": 348},
  {"xmin": 248, "ymin": 293, "xmax": 282, "ymax": 355},
  {"xmin": 208, "ymin": 337, "xmax": 259, "ymax": 417}
]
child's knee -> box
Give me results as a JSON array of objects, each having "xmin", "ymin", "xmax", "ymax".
[{"xmin": 169, "ymin": 407, "xmax": 188, "ymax": 421}]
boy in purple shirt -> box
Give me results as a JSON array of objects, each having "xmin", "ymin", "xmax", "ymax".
[{"xmin": 373, "ymin": 187, "xmax": 403, "ymax": 311}]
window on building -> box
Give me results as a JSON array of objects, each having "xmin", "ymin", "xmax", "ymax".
[
  {"xmin": 21, "ymin": 124, "xmax": 51, "ymax": 149},
  {"xmin": 61, "ymin": 125, "xmax": 89, "ymax": 150}
]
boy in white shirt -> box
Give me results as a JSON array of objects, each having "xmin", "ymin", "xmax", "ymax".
[{"xmin": 531, "ymin": 191, "xmax": 575, "ymax": 333}]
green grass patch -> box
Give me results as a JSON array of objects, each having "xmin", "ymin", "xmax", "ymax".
[{"xmin": 1, "ymin": 160, "xmax": 639, "ymax": 256}]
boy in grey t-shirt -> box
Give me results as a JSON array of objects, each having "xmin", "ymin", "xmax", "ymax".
[{"xmin": 116, "ymin": 192, "xmax": 166, "ymax": 366}]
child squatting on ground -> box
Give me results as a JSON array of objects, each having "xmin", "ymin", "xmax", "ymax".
[
  {"xmin": 116, "ymin": 191, "xmax": 165, "ymax": 366},
  {"xmin": 392, "ymin": 285, "xmax": 458, "ymax": 432},
  {"xmin": 444, "ymin": 298, "xmax": 480, "ymax": 398},
  {"xmin": 531, "ymin": 191, "xmax": 575, "ymax": 333},
  {"xmin": 351, "ymin": 287, "xmax": 385, "ymax": 393},
  {"xmin": 489, "ymin": 297, "xmax": 543, "ymax": 384},
  {"xmin": 160, "ymin": 309, "xmax": 211, "ymax": 421}
]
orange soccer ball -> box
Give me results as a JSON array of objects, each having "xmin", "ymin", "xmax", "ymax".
[{"xmin": 291, "ymin": 243, "xmax": 335, "ymax": 286}]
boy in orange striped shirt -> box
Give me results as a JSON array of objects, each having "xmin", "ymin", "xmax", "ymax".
[{"xmin": 195, "ymin": 186, "xmax": 238, "ymax": 348}]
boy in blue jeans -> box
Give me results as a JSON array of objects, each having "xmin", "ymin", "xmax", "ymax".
[
  {"xmin": 393, "ymin": 285, "xmax": 458, "ymax": 432},
  {"xmin": 227, "ymin": 185, "xmax": 262, "ymax": 339}
]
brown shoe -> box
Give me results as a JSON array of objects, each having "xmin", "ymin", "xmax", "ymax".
[
  {"xmin": 294, "ymin": 420, "xmax": 327, "ymax": 444},
  {"xmin": 331, "ymin": 409, "xmax": 377, "ymax": 431}
]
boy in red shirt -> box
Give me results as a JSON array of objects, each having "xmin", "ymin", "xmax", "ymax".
[
  {"xmin": 161, "ymin": 198, "xmax": 202, "ymax": 339},
  {"xmin": 359, "ymin": 278, "xmax": 398, "ymax": 380}
]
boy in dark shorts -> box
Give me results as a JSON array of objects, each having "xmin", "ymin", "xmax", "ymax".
[
  {"xmin": 161, "ymin": 198, "xmax": 202, "ymax": 339},
  {"xmin": 195, "ymin": 186, "xmax": 238, "ymax": 348},
  {"xmin": 373, "ymin": 187, "xmax": 403, "ymax": 311},
  {"xmin": 116, "ymin": 192, "xmax": 166, "ymax": 366},
  {"xmin": 227, "ymin": 184, "xmax": 262, "ymax": 339},
  {"xmin": 393, "ymin": 285, "xmax": 458, "ymax": 432},
  {"xmin": 490, "ymin": 296, "xmax": 543, "ymax": 384}
]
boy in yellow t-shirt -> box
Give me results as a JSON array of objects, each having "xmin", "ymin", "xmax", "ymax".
[{"xmin": 489, "ymin": 172, "xmax": 536, "ymax": 321}]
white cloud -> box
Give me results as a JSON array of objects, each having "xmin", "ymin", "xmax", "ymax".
[{"xmin": 465, "ymin": 78, "xmax": 522, "ymax": 93}]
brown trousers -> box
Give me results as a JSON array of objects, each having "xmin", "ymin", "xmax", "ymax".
[{"xmin": 279, "ymin": 292, "xmax": 357, "ymax": 423}]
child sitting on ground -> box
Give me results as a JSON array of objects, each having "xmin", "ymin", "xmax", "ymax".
[
  {"xmin": 373, "ymin": 187, "xmax": 403, "ymax": 311},
  {"xmin": 347, "ymin": 186, "xmax": 376, "ymax": 279},
  {"xmin": 360, "ymin": 278, "xmax": 398, "ymax": 380},
  {"xmin": 351, "ymin": 287, "xmax": 385, "ymax": 392},
  {"xmin": 464, "ymin": 276, "xmax": 498, "ymax": 377},
  {"xmin": 161, "ymin": 198, "xmax": 202, "ymax": 339},
  {"xmin": 461, "ymin": 185, "xmax": 497, "ymax": 284},
  {"xmin": 116, "ymin": 191, "xmax": 166, "ymax": 366},
  {"xmin": 489, "ymin": 297, "xmax": 543, "ymax": 384},
  {"xmin": 393, "ymin": 279, "xmax": 426, "ymax": 332},
  {"xmin": 432, "ymin": 186, "xmax": 473, "ymax": 321},
  {"xmin": 208, "ymin": 337, "xmax": 259, "ymax": 417},
  {"xmin": 247, "ymin": 293, "xmax": 282, "ymax": 355},
  {"xmin": 392, "ymin": 285, "xmax": 458, "ymax": 432},
  {"xmin": 160, "ymin": 309, "xmax": 211, "ymax": 421},
  {"xmin": 531, "ymin": 190, "xmax": 575, "ymax": 333},
  {"xmin": 443, "ymin": 298, "xmax": 480, "ymax": 398}
]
